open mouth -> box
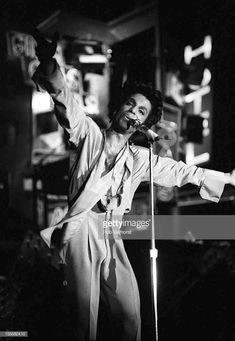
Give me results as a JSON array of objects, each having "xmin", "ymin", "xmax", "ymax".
[
  {"xmin": 123, "ymin": 114, "xmax": 132, "ymax": 121},
  {"xmin": 123, "ymin": 115, "xmax": 129, "ymax": 121}
]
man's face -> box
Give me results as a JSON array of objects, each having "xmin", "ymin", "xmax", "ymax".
[{"xmin": 112, "ymin": 93, "xmax": 152, "ymax": 133}]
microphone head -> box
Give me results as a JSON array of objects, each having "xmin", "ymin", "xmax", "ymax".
[{"xmin": 127, "ymin": 118, "xmax": 142, "ymax": 129}]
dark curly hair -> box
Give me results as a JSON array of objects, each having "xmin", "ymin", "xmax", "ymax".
[{"xmin": 120, "ymin": 81, "xmax": 163, "ymax": 128}]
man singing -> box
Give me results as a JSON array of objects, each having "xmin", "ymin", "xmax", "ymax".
[{"xmin": 32, "ymin": 32, "xmax": 235, "ymax": 341}]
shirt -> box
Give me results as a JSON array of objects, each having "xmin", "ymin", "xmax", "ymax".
[{"xmin": 33, "ymin": 60, "xmax": 227, "ymax": 247}]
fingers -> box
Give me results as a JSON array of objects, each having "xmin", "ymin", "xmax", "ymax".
[
  {"xmin": 32, "ymin": 29, "xmax": 59, "ymax": 46},
  {"xmin": 32, "ymin": 29, "xmax": 59, "ymax": 62}
]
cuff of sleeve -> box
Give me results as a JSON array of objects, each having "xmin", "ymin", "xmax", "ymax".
[
  {"xmin": 32, "ymin": 59, "xmax": 64, "ymax": 95},
  {"xmin": 199, "ymin": 169, "xmax": 226, "ymax": 203}
]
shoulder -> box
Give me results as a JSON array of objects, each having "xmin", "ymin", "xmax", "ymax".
[
  {"xmin": 129, "ymin": 144, "xmax": 150, "ymax": 172},
  {"xmin": 130, "ymin": 144, "xmax": 149, "ymax": 160},
  {"xmin": 85, "ymin": 115, "xmax": 102, "ymax": 134},
  {"xmin": 69, "ymin": 114, "xmax": 104, "ymax": 146}
]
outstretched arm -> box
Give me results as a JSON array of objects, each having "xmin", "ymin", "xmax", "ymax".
[
  {"xmin": 141, "ymin": 153, "xmax": 233, "ymax": 203},
  {"xmin": 32, "ymin": 31, "xmax": 87, "ymax": 145}
]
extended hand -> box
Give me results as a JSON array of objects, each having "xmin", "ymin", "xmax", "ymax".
[
  {"xmin": 225, "ymin": 169, "xmax": 235, "ymax": 186},
  {"xmin": 33, "ymin": 29, "xmax": 59, "ymax": 63}
]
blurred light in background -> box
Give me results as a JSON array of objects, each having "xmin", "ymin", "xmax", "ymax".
[
  {"xmin": 79, "ymin": 54, "xmax": 108, "ymax": 64},
  {"xmin": 31, "ymin": 90, "xmax": 54, "ymax": 115},
  {"xmin": 184, "ymin": 35, "xmax": 212, "ymax": 166},
  {"xmin": 184, "ymin": 35, "xmax": 212, "ymax": 65}
]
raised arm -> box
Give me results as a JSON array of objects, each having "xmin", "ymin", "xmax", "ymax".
[{"xmin": 32, "ymin": 31, "xmax": 88, "ymax": 145}]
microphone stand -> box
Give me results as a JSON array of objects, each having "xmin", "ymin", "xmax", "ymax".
[
  {"xmin": 127, "ymin": 117, "xmax": 159, "ymax": 339},
  {"xmin": 148, "ymin": 138, "xmax": 159, "ymax": 341}
]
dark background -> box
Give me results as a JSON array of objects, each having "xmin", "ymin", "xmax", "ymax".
[
  {"xmin": 0, "ymin": 1, "xmax": 235, "ymax": 340},
  {"xmin": 1, "ymin": 0, "xmax": 235, "ymax": 171}
]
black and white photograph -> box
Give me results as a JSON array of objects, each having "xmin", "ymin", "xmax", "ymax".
[{"xmin": 1, "ymin": 0, "xmax": 235, "ymax": 340}]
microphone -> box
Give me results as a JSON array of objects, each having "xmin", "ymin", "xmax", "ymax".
[{"xmin": 127, "ymin": 118, "xmax": 160, "ymax": 142}]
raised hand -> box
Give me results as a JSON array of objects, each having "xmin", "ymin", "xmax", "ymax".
[{"xmin": 33, "ymin": 29, "xmax": 59, "ymax": 63}]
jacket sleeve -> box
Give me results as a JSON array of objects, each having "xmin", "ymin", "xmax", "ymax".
[
  {"xmin": 141, "ymin": 154, "xmax": 226, "ymax": 203},
  {"xmin": 32, "ymin": 59, "xmax": 88, "ymax": 146}
]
